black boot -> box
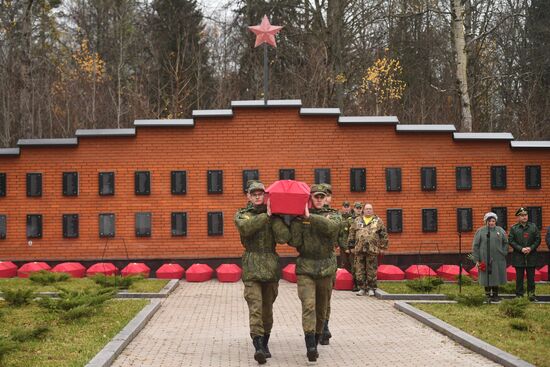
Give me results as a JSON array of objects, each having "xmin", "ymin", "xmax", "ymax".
[
  {"xmin": 484, "ymin": 286, "xmax": 492, "ymax": 303},
  {"xmin": 491, "ymin": 287, "xmax": 501, "ymax": 302},
  {"xmin": 252, "ymin": 336, "xmax": 267, "ymax": 364},
  {"xmin": 305, "ymin": 333, "xmax": 318, "ymax": 362},
  {"xmin": 263, "ymin": 334, "xmax": 271, "ymax": 358},
  {"xmin": 319, "ymin": 320, "xmax": 331, "ymax": 345}
]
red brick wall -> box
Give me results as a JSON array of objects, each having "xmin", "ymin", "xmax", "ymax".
[{"xmin": 0, "ymin": 106, "xmax": 549, "ymax": 261}]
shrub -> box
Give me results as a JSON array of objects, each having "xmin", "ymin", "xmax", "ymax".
[
  {"xmin": 1, "ymin": 288, "xmax": 34, "ymax": 307},
  {"xmin": 10, "ymin": 325, "xmax": 50, "ymax": 342},
  {"xmin": 449, "ymin": 293, "xmax": 486, "ymax": 307},
  {"xmin": 406, "ymin": 277, "xmax": 443, "ymax": 293},
  {"xmin": 455, "ymin": 275, "xmax": 474, "ymax": 286},
  {"xmin": 91, "ymin": 274, "xmax": 142, "ymax": 289},
  {"xmin": 37, "ymin": 288, "xmax": 114, "ymax": 321},
  {"xmin": 509, "ymin": 319, "xmax": 531, "ymax": 332},
  {"xmin": 498, "ymin": 283, "xmax": 516, "ymax": 295},
  {"xmin": 499, "ymin": 297, "xmax": 529, "ymax": 318},
  {"xmin": 29, "ymin": 271, "xmax": 70, "ymax": 285}
]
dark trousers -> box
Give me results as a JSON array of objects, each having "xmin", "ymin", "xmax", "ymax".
[{"xmin": 514, "ymin": 266, "xmax": 536, "ymax": 296}]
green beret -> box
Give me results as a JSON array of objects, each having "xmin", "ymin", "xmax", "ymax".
[{"xmin": 515, "ymin": 207, "xmax": 527, "ymax": 216}]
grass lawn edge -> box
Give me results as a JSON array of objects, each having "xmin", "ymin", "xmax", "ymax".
[
  {"xmin": 394, "ymin": 301, "xmax": 535, "ymax": 367},
  {"xmin": 85, "ymin": 298, "xmax": 162, "ymax": 367}
]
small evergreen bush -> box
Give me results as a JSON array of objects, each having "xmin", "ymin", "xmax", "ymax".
[
  {"xmin": 455, "ymin": 275, "xmax": 474, "ymax": 286},
  {"xmin": 406, "ymin": 277, "xmax": 443, "ymax": 293},
  {"xmin": 37, "ymin": 288, "xmax": 114, "ymax": 321},
  {"xmin": 499, "ymin": 297, "xmax": 529, "ymax": 318},
  {"xmin": 10, "ymin": 325, "xmax": 50, "ymax": 342},
  {"xmin": 29, "ymin": 271, "xmax": 70, "ymax": 285},
  {"xmin": 1, "ymin": 288, "xmax": 34, "ymax": 307},
  {"xmin": 91, "ymin": 274, "xmax": 142, "ymax": 289},
  {"xmin": 449, "ymin": 293, "xmax": 486, "ymax": 307},
  {"xmin": 509, "ymin": 319, "xmax": 530, "ymax": 332}
]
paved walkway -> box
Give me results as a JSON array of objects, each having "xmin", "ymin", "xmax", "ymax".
[{"xmin": 112, "ymin": 281, "xmax": 500, "ymax": 367}]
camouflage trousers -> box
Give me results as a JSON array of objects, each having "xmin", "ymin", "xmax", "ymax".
[
  {"xmin": 243, "ymin": 280, "xmax": 278, "ymax": 337},
  {"xmin": 325, "ymin": 272, "xmax": 336, "ymax": 321},
  {"xmin": 297, "ymin": 275, "xmax": 333, "ymax": 334},
  {"xmin": 355, "ymin": 253, "xmax": 378, "ymax": 290},
  {"xmin": 340, "ymin": 251, "xmax": 355, "ymax": 277}
]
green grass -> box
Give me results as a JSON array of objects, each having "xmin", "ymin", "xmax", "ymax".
[
  {"xmin": 0, "ymin": 277, "xmax": 169, "ymax": 293},
  {"xmin": 415, "ymin": 302, "xmax": 550, "ymax": 367},
  {"xmin": 379, "ymin": 281, "xmax": 550, "ymax": 295},
  {"xmin": 0, "ymin": 298, "xmax": 148, "ymax": 367}
]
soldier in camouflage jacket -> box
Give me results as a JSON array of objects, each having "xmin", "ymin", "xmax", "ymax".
[
  {"xmin": 348, "ymin": 203, "xmax": 389, "ymax": 296},
  {"xmin": 234, "ymin": 181, "xmax": 290, "ymax": 364}
]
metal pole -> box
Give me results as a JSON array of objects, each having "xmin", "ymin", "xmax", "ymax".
[{"xmin": 263, "ymin": 43, "xmax": 268, "ymax": 106}]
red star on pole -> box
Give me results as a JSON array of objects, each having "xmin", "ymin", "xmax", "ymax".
[{"xmin": 248, "ymin": 15, "xmax": 283, "ymax": 48}]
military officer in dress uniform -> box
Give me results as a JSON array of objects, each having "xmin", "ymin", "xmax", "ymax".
[
  {"xmin": 234, "ymin": 181, "xmax": 290, "ymax": 364},
  {"xmin": 508, "ymin": 207, "xmax": 541, "ymax": 301}
]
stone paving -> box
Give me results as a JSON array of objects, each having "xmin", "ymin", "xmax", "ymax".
[{"xmin": 112, "ymin": 281, "xmax": 500, "ymax": 367}]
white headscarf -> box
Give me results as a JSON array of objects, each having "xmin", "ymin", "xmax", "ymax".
[{"xmin": 483, "ymin": 212, "xmax": 498, "ymax": 222}]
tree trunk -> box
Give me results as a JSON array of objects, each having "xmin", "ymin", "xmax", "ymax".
[{"xmin": 451, "ymin": 0, "xmax": 473, "ymax": 131}]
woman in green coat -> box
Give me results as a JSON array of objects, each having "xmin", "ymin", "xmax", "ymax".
[{"xmin": 472, "ymin": 212, "xmax": 508, "ymax": 301}]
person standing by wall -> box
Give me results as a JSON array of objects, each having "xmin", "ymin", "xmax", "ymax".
[
  {"xmin": 508, "ymin": 207, "xmax": 541, "ymax": 301},
  {"xmin": 546, "ymin": 226, "xmax": 550, "ymax": 281},
  {"xmin": 348, "ymin": 203, "xmax": 389, "ymax": 296},
  {"xmin": 472, "ymin": 212, "xmax": 508, "ymax": 302},
  {"xmin": 234, "ymin": 181, "xmax": 290, "ymax": 364},
  {"xmin": 289, "ymin": 184, "xmax": 340, "ymax": 362}
]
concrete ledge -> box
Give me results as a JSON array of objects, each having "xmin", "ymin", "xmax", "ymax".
[
  {"xmin": 511, "ymin": 141, "xmax": 550, "ymax": 149},
  {"xmin": 76, "ymin": 129, "xmax": 136, "ymax": 137},
  {"xmin": 17, "ymin": 138, "xmax": 78, "ymax": 146},
  {"xmin": 300, "ymin": 108, "xmax": 341, "ymax": 116},
  {"xmin": 192, "ymin": 109, "xmax": 233, "ymax": 118},
  {"xmin": 86, "ymin": 299, "xmax": 161, "ymax": 367},
  {"xmin": 134, "ymin": 119, "xmax": 194, "ymax": 127},
  {"xmin": 396, "ymin": 124, "xmax": 456, "ymax": 133},
  {"xmin": 0, "ymin": 148, "xmax": 20, "ymax": 156},
  {"xmin": 0, "ymin": 279, "xmax": 179, "ymax": 300},
  {"xmin": 338, "ymin": 116, "xmax": 399, "ymax": 125},
  {"xmin": 453, "ymin": 132, "xmax": 514, "ymax": 140},
  {"xmin": 375, "ymin": 289, "xmax": 448, "ymax": 301},
  {"xmin": 394, "ymin": 301, "xmax": 535, "ymax": 367}
]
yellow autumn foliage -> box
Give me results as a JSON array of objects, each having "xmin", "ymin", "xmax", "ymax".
[{"xmin": 360, "ymin": 57, "xmax": 406, "ymax": 105}]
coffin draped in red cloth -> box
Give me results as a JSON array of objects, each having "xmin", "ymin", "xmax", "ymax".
[
  {"xmin": 377, "ymin": 264, "xmax": 405, "ymax": 280},
  {"xmin": 436, "ymin": 265, "xmax": 470, "ymax": 281},
  {"xmin": 404, "ymin": 264, "xmax": 437, "ymax": 279},
  {"xmin": 505, "ymin": 265, "xmax": 542, "ymax": 282},
  {"xmin": 52, "ymin": 262, "xmax": 86, "ymax": 278},
  {"xmin": 186, "ymin": 263, "xmax": 213, "ymax": 282},
  {"xmin": 265, "ymin": 180, "xmax": 310, "ymax": 215},
  {"xmin": 156, "ymin": 263, "xmax": 185, "ymax": 279},
  {"xmin": 539, "ymin": 265, "xmax": 548, "ymax": 282},
  {"xmin": 469, "ymin": 266, "xmax": 479, "ymax": 280},
  {"xmin": 121, "ymin": 262, "xmax": 150, "ymax": 278},
  {"xmin": 334, "ymin": 268, "xmax": 353, "ymax": 290},
  {"xmin": 87, "ymin": 263, "xmax": 118, "ymax": 276},
  {"xmin": 282, "ymin": 263, "xmax": 297, "ymax": 283},
  {"xmin": 17, "ymin": 262, "xmax": 51, "ymax": 278},
  {"xmin": 216, "ymin": 264, "xmax": 242, "ymax": 282},
  {"xmin": 0, "ymin": 261, "xmax": 17, "ymax": 278}
]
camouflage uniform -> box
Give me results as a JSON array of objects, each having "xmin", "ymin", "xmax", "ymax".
[
  {"xmin": 289, "ymin": 199, "xmax": 340, "ymax": 340},
  {"xmin": 348, "ymin": 215, "xmax": 388, "ymax": 291},
  {"xmin": 339, "ymin": 212, "xmax": 355, "ymax": 275},
  {"xmin": 235, "ymin": 197, "xmax": 290, "ymax": 362}
]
